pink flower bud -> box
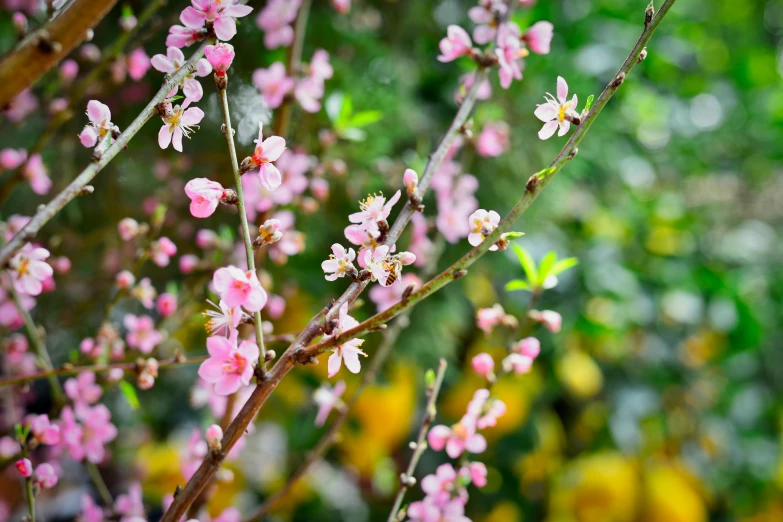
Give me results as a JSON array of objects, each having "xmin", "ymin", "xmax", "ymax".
[
  {"xmin": 331, "ymin": 0, "xmax": 350, "ymax": 13},
  {"xmin": 137, "ymin": 372, "xmax": 155, "ymax": 390},
  {"xmin": 15, "ymin": 458, "xmax": 32, "ymax": 478},
  {"xmin": 52, "ymin": 256, "xmax": 71, "ymax": 274},
  {"xmin": 12, "ymin": 12, "xmax": 27, "ymax": 34},
  {"xmin": 502, "ymin": 353, "xmax": 533, "ymax": 375},
  {"xmin": 204, "ymin": 43, "xmax": 235, "ymax": 76},
  {"xmin": 513, "ymin": 337, "xmax": 540, "ymax": 359},
  {"xmin": 403, "ymin": 168, "xmax": 418, "ymax": 190},
  {"xmin": 118, "ymin": 218, "xmax": 140, "ymax": 241},
  {"xmin": 205, "ymin": 424, "xmax": 223, "ymax": 450},
  {"xmin": 179, "ymin": 254, "xmax": 200, "ymax": 274},
  {"xmin": 531, "ymin": 310, "xmax": 562, "ymax": 333},
  {"xmin": 471, "ymin": 353, "xmax": 495, "ymax": 377},
  {"xmin": 156, "ymin": 293, "xmax": 177, "ymax": 317},
  {"xmin": 0, "ymin": 148, "xmax": 27, "ymax": 169},
  {"xmin": 196, "ymin": 229, "xmax": 219, "ymax": 249},
  {"xmin": 157, "ymin": 237, "xmax": 177, "ymax": 257},
  {"xmin": 60, "ymin": 59, "xmax": 79, "ymax": 82},
  {"xmin": 107, "ymin": 368, "xmax": 125, "ymax": 383},
  {"xmin": 310, "ymin": 178, "xmax": 329, "ymax": 201},
  {"xmin": 33, "ymin": 463, "xmax": 58, "ymax": 489},
  {"xmin": 397, "ymin": 251, "xmax": 416, "ymax": 266},
  {"xmin": 116, "ymin": 270, "xmax": 135, "ymax": 289}
]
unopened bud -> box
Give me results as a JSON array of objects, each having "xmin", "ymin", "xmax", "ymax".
[
  {"xmin": 12, "ymin": 12, "xmax": 28, "ymax": 36},
  {"xmin": 397, "ymin": 251, "xmax": 416, "ymax": 266},
  {"xmin": 205, "ymin": 424, "xmax": 223, "ymax": 452},
  {"xmin": 645, "ymin": 3, "xmax": 655, "ymax": 25},
  {"xmin": 116, "ymin": 270, "xmax": 135, "ymax": 289},
  {"xmin": 264, "ymin": 350, "xmax": 276, "ymax": 362},
  {"xmin": 137, "ymin": 372, "xmax": 155, "ymax": 390},
  {"xmin": 638, "ymin": 48, "xmax": 648, "ymax": 62},
  {"xmin": 253, "ymin": 219, "xmax": 283, "ymax": 248},
  {"xmin": 403, "ymin": 168, "xmax": 419, "ymax": 194}
]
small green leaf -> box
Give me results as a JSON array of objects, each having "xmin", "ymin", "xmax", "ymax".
[
  {"xmin": 338, "ymin": 94, "xmax": 353, "ymax": 126},
  {"xmin": 424, "ymin": 369, "xmax": 436, "ymax": 387},
  {"xmin": 168, "ymin": 95, "xmax": 184, "ymax": 102},
  {"xmin": 325, "ymin": 92, "xmax": 343, "ymax": 122},
  {"xmin": 537, "ymin": 251, "xmax": 558, "ymax": 285},
  {"xmin": 549, "ymin": 257, "xmax": 579, "ymax": 277},
  {"xmin": 119, "ymin": 381, "xmax": 140, "ymax": 410},
  {"xmin": 505, "ymin": 279, "xmax": 530, "ymax": 292},
  {"xmin": 347, "ymin": 110, "xmax": 383, "ymax": 128},
  {"xmin": 339, "ymin": 127, "xmax": 367, "ymax": 142},
  {"xmin": 502, "ymin": 231, "xmax": 525, "ymax": 240},
  {"xmin": 584, "ymin": 94, "xmax": 595, "ymax": 112},
  {"xmin": 511, "ymin": 244, "xmax": 537, "ymax": 284}
]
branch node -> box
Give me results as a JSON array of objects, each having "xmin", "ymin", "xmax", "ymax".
[
  {"xmin": 638, "ymin": 48, "xmax": 648, "ymax": 62},
  {"xmin": 567, "ymin": 148, "xmax": 579, "ymax": 160},
  {"xmin": 78, "ymin": 185, "xmax": 95, "ymax": 196},
  {"xmin": 611, "ymin": 72, "xmax": 626, "ymax": 88},
  {"xmin": 525, "ymin": 174, "xmax": 539, "ymax": 193},
  {"xmin": 35, "ymin": 30, "xmax": 62, "ymax": 53},
  {"xmin": 453, "ymin": 269, "xmax": 468, "ymax": 279},
  {"xmin": 645, "ymin": 3, "xmax": 655, "ymax": 26}
]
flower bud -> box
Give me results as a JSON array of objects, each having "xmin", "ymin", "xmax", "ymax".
[
  {"xmin": 116, "ymin": 270, "xmax": 135, "ymax": 289},
  {"xmin": 502, "ymin": 353, "xmax": 533, "ymax": 375},
  {"xmin": 204, "ymin": 43, "xmax": 235, "ymax": 77},
  {"xmin": 12, "ymin": 12, "xmax": 27, "ymax": 35},
  {"xmin": 118, "ymin": 217, "xmax": 140, "ymax": 241},
  {"xmin": 530, "ymin": 309, "xmax": 562, "ymax": 333},
  {"xmin": 156, "ymin": 293, "xmax": 177, "ymax": 318},
  {"xmin": 33, "ymin": 463, "xmax": 58, "ymax": 489},
  {"xmin": 15, "ymin": 458, "xmax": 32, "ymax": 478},
  {"xmin": 403, "ymin": 168, "xmax": 419, "ymax": 193},
  {"xmin": 137, "ymin": 372, "xmax": 155, "ymax": 390},
  {"xmin": 397, "ymin": 251, "xmax": 416, "ymax": 266},
  {"xmin": 206, "ymin": 424, "xmax": 223, "ymax": 451},
  {"xmin": 471, "ymin": 353, "xmax": 495, "ymax": 378},
  {"xmin": 254, "ymin": 219, "xmax": 283, "ymax": 248},
  {"xmin": 512, "ymin": 337, "xmax": 540, "ymax": 359},
  {"xmin": 179, "ymin": 254, "xmax": 200, "ymax": 274}
]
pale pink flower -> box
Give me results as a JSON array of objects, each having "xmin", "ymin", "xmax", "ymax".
[
  {"xmin": 213, "ymin": 508, "xmax": 241, "ymax": 522},
  {"xmin": 248, "ymin": 123, "xmax": 286, "ymax": 191},
  {"xmin": 407, "ymin": 497, "xmax": 470, "ymax": 522},
  {"xmin": 60, "ymin": 59, "xmax": 79, "ymax": 82},
  {"xmin": 59, "ymin": 404, "xmax": 118, "ymax": 463},
  {"xmin": 502, "ymin": 352, "xmax": 533, "ymax": 375},
  {"xmin": 523, "ymin": 21, "xmax": 553, "ymax": 54},
  {"xmin": 368, "ymin": 273, "xmax": 421, "ymax": 313},
  {"xmin": 181, "ymin": 428, "xmax": 208, "ymax": 480},
  {"xmin": 22, "ymin": 153, "xmax": 51, "ymax": 195},
  {"xmin": 530, "ymin": 309, "xmax": 562, "ymax": 332},
  {"xmin": 179, "ymin": 254, "xmax": 200, "ymax": 274},
  {"xmin": 28, "ymin": 414, "xmax": 61, "ymax": 445},
  {"xmin": 256, "ymin": 0, "xmax": 300, "ymax": 49},
  {"xmin": 408, "ymin": 212, "xmax": 433, "ymax": 267},
  {"xmin": 132, "ymin": 278, "xmax": 157, "ymax": 309},
  {"xmin": 79, "ymin": 100, "xmax": 115, "ymax": 148},
  {"xmin": 166, "ymin": 24, "xmax": 203, "ymax": 48},
  {"xmin": 79, "ymin": 494, "xmax": 105, "ymax": 522},
  {"xmin": 496, "ymin": 32, "xmax": 526, "ymax": 89},
  {"xmin": 117, "ymin": 217, "xmax": 140, "ymax": 241},
  {"xmin": 0, "ymin": 148, "xmax": 27, "ymax": 169},
  {"xmin": 331, "ymin": 0, "xmax": 350, "ymax": 13},
  {"xmin": 363, "ymin": 245, "xmax": 391, "ymax": 285},
  {"xmin": 535, "ymin": 76, "xmax": 578, "ymax": 139},
  {"xmin": 470, "ymin": 389, "xmax": 506, "ymax": 429},
  {"xmin": 213, "ymin": 266, "xmax": 267, "ymax": 312},
  {"xmin": 151, "ymin": 47, "xmax": 211, "ymax": 102},
  {"xmin": 0, "ymin": 436, "xmax": 21, "ymax": 458},
  {"xmin": 460, "ymin": 461, "xmax": 488, "ymax": 488},
  {"xmin": 204, "ymin": 299, "xmax": 245, "ymax": 336},
  {"xmin": 127, "ymin": 48, "xmax": 151, "ymax": 81},
  {"xmin": 421, "ymin": 463, "xmax": 462, "ymax": 505},
  {"xmin": 158, "ymin": 99, "xmax": 205, "ymax": 152},
  {"xmin": 123, "ymin": 314, "xmax": 164, "ymax": 354},
  {"xmin": 313, "ymin": 380, "xmax": 346, "ymax": 426},
  {"xmin": 116, "ymin": 270, "xmax": 135, "ymax": 289},
  {"xmin": 114, "ymin": 482, "xmax": 144, "ymax": 520},
  {"xmin": 64, "ymin": 372, "xmax": 102, "ymax": 406},
  {"xmin": 253, "ymin": 62, "xmax": 295, "ymax": 108},
  {"xmin": 456, "ymin": 72, "xmax": 492, "ymax": 104},
  {"xmin": 468, "ymin": 1, "xmax": 508, "ymax": 44},
  {"xmin": 468, "ymin": 209, "xmax": 501, "ymax": 250},
  {"xmin": 322, "ymin": 243, "xmax": 357, "ymax": 281},
  {"xmin": 428, "ymin": 415, "xmax": 486, "ymax": 458},
  {"xmin": 204, "ymin": 43, "xmax": 235, "ymax": 76},
  {"xmin": 476, "ymin": 303, "xmax": 515, "ymax": 333},
  {"xmin": 9, "ymin": 243, "xmax": 52, "ymax": 296},
  {"xmin": 198, "ymin": 331, "xmax": 259, "ymax": 395},
  {"xmin": 15, "ymin": 458, "xmax": 32, "ymax": 477},
  {"xmin": 438, "ymin": 25, "xmax": 473, "ymax": 63},
  {"xmin": 349, "ymin": 191, "xmax": 401, "ymax": 233},
  {"xmin": 150, "ymin": 236, "xmax": 177, "ymax": 267},
  {"xmin": 156, "ymin": 293, "xmax": 177, "ymax": 317},
  {"xmin": 308, "ymin": 49, "xmax": 333, "ymax": 82},
  {"xmin": 294, "ymin": 76, "xmax": 324, "ymax": 112},
  {"xmin": 4, "ymin": 89, "xmax": 38, "ymax": 122},
  {"xmin": 185, "ymin": 177, "xmax": 226, "ymax": 218},
  {"xmin": 33, "ymin": 463, "xmax": 58, "ymax": 489},
  {"xmin": 471, "ymin": 352, "xmax": 495, "ymax": 378},
  {"xmin": 180, "ymin": 0, "xmax": 253, "ymax": 41},
  {"xmin": 327, "ymin": 303, "xmax": 367, "ymax": 377},
  {"xmin": 512, "ymin": 336, "xmax": 540, "ymax": 359},
  {"xmin": 476, "ymin": 122, "xmax": 510, "ymax": 157}
]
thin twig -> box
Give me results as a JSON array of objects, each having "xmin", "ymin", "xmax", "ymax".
[
  {"xmin": 86, "ymin": 461, "xmax": 113, "ymax": 506},
  {"xmin": 387, "ymin": 359, "xmax": 448, "ymax": 522}
]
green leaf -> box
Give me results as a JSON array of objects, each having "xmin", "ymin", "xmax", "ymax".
[
  {"xmin": 502, "ymin": 231, "xmax": 525, "ymax": 240},
  {"xmin": 325, "ymin": 92, "xmax": 343, "ymax": 123},
  {"xmin": 338, "ymin": 94, "xmax": 353, "ymax": 127},
  {"xmin": 537, "ymin": 252, "xmax": 557, "ymax": 283},
  {"xmin": 505, "ymin": 279, "xmax": 530, "ymax": 292},
  {"xmin": 347, "ymin": 110, "xmax": 383, "ymax": 128},
  {"xmin": 511, "ymin": 244, "xmax": 537, "ymax": 284},
  {"xmin": 549, "ymin": 257, "xmax": 579, "ymax": 277},
  {"xmin": 584, "ymin": 94, "xmax": 595, "ymax": 112},
  {"xmin": 119, "ymin": 381, "xmax": 140, "ymax": 410},
  {"xmin": 339, "ymin": 127, "xmax": 367, "ymax": 142},
  {"xmin": 424, "ymin": 369, "xmax": 436, "ymax": 387}
]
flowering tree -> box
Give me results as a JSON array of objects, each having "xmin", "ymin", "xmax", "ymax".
[{"xmin": 0, "ymin": 1, "xmax": 684, "ymax": 521}]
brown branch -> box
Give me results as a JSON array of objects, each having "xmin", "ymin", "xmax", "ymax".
[{"xmin": 0, "ymin": 0, "xmax": 121, "ymax": 107}]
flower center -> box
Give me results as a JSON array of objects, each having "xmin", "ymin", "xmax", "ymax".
[
  {"xmin": 451, "ymin": 422, "xmax": 468, "ymax": 440},
  {"xmin": 223, "ymin": 352, "xmax": 247, "ymax": 375},
  {"xmin": 17, "ymin": 257, "xmax": 30, "ymax": 276}
]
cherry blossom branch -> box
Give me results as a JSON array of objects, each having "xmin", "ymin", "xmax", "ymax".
[
  {"xmin": 216, "ymin": 84, "xmax": 267, "ymax": 366},
  {"xmin": 21, "ymin": 445, "xmax": 36, "ymax": 522},
  {"xmin": 273, "ymin": 0, "xmax": 312, "ymax": 138},
  {"xmin": 0, "ymin": 39, "xmax": 212, "ymax": 268},
  {"xmin": 160, "ymin": 65, "xmax": 492, "ymax": 522},
  {"xmin": 0, "ymin": 0, "xmax": 121, "ymax": 106},
  {"xmin": 295, "ymin": 0, "xmax": 678, "ymax": 362},
  {"xmin": 387, "ymin": 359, "xmax": 448, "ymax": 522}
]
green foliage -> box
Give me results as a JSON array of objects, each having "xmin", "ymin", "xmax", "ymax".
[{"xmin": 506, "ymin": 243, "xmax": 578, "ymax": 293}]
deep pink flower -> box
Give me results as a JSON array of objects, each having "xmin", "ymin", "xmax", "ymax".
[
  {"xmin": 123, "ymin": 314, "xmax": 164, "ymax": 354},
  {"xmin": 151, "ymin": 47, "xmax": 211, "ymax": 102},
  {"xmin": 248, "ymin": 123, "xmax": 286, "ymax": 191},
  {"xmin": 253, "ymin": 62, "xmax": 295, "ymax": 109},
  {"xmin": 313, "ymin": 380, "xmax": 346, "ymax": 426},
  {"xmin": 198, "ymin": 331, "xmax": 259, "ymax": 395},
  {"xmin": 326, "ymin": 303, "xmax": 367, "ymax": 377},
  {"xmin": 523, "ymin": 21, "xmax": 553, "ymax": 54},
  {"xmin": 22, "ymin": 153, "xmax": 51, "ymax": 195},
  {"xmin": 166, "ymin": 24, "xmax": 203, "ymax": 48},
  {"xmin": 15, "ymin": 458, "xmax": 32, "ymax": 477},
  {"xmin": 213, "ymin": 266, "xmax": 268, "ymax": 312},
  {"xmin": 180, "ymin": 0, "xmax": 253, "ymax": 41},
  {"xmin": 471, "ymin": 352, "xmax": 495, "ymax": 378},
  {"xmin": 256, "ymin": 0, "xmax": 300, "ymax": 49},
  {"xmin": 127, "ymin": 48, "xmax": 151, "ymax": 81},
  {"xmin": 322, "ymin": 243, "xmax": 357, "ymax": 281},
  {"xmin": 33, "ymin": 463, "xmax": 58, "ymax": 489},
  {"xmin": 156, "ymin": 293, "xmax": 178, "ymax": 317},
  {"xmin": 535, "ymin": 76, "xmax": 578, "ymax": 140},
  {"xmin": 184, "ymin": 177, "xmax": 226, "ymax": 218},
  {"xmin": 438, "ymin": 25, "xmax": 472, "ymax": 63},
  {"xmin": 468, "ymin": 209, "xmax": 501, "ymax": 250},
  {"xmin": 204, "ymin": 43, "xmax": 235, "ymax": 76},
  {"xmin": 59, "ymin": 404, "xmax": 118, "ymax": 463},
  {"xmin": 0, "ymin": 148, "xmax": 27, "ymax": 170},
  {"xmin": 64, "ymin": 372, "xmax": 102, "ymax": 406},
  {"xmin": 513, "ymin": 336, "xmax": 541, "ymax": 359},
  {"xmin": 9, "ymin": 243, "xmax": 52, "ymax": 296},
  {"xmin": 158, "ymin": 99, "xmax": 205, "ymax": 152},
  {"xmin": 476, "ymin": 121, "xmax": 510, "ymax": 157}
]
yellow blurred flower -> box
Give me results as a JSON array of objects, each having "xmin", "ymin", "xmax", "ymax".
[
  {"xmin": 640, "ymin": 461, "xmax": 706, "ymax": 522},
  {"xmin": 482, "ymin": 500, "xmax": 523, "ymax": 522},
  {"xmin": 516, "ymin": 410, "xmax": 566, "ymax": 498},
  {"xmin": 555, "ymin": 350, "xmax": 603, "ymax": 400}
]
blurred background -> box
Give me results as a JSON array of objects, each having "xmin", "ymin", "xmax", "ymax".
[{"xmin": 1, "ymin": 0, "xmax": 783, "ymax": 521}]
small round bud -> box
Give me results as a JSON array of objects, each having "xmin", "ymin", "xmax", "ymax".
[
  {"xmin": 264, "ymin": 350, "xmax": 277, "ymax": 362},
  {"xmin": 471, "ymin": 352, "xmax": 495, "ymax": 378},
  {"xmin": 205, "ymin": 424, "xmax": 223, "ymax": 451},
  {"xmin": 116, "ymin": 270, "xmax": 135, "ymax": 289},
  {"xmin": 156, "ymin": 293, "xmax": 177, "ymax": 318},
  {"xmin": 118, "ymin": 217, "xmax": 140, "ymax": 241},
  {"xmin": 15, "ymin": 458, "xmax": 32, "ymax": 478}
]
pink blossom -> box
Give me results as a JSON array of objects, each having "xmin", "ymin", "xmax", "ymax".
[
  {"xmin": 4, "ymin": 89, "xmax": 38, "ymax": 122},
  {"xmin": 181, "ymin": 428, "xmax": 208, "ymax": 480},
  {"xmin": 213, "ymin": 266, "xmax": 268, "ymax": 312},
  {"xmin": 151, "ymin": 47, "xmax": 211, "ymax": 102},
  {"xmin": 363, "ymin": 245, "xmax": 391, "ymax": 285},
  {"xmin": 117, "ymin": 217, "xmax": 140, "ymax": 241},
  {"xmin": 205, "ymin": 424, "xmax": 223, "ymax": 450},
  {"xmin": 158, "ymin": 99, "xmax": 205, "ymax": 152},
  {"xmin": 52, "ymin": 256, "xmax": 71, "ymax": 274},
  {"xmin": 253, "ymin": 62, "xmax": 295, "ymax": 109},
  {"xmin": 496, "ymin": 31, "xmax": 526, "ymax": 89},
  {"xmin": 0, "ymin": 436, "xmax": 21, "ymax": 458},
  {"xmin": 180, "ymin": 0, "xmax": 253, "ymax": 41},
  {"xmin": 33, "ymin": 463, "xmax": 58, "ymax": 489},
  {"xmin": 455, "ymin": 72, "xmax": 492, "ymax": 103},
  {"xmin": 309, "ymin": 49, "xmax": 333, "ymax": 82},
  {"xmin": 476, "ymin": 303, "xmax": 515, "ymax": 333},
  {"xmin": 266, "ymin": 294, "xmax": 286, "ymax": 319},
  {"xmin": 8, "ymin": 243, "xmax": 52, "ymax": 296},
  {"xmin": 59, "ymin": 404, "xmax": 118, "ymax": 463},
  {"xmin": 115, "ymin": 482, "xmax": 144, "ymax": 520},
  {"xmin": 313, "ymin": 380, "xmax": 346, "ymax": 426},
  {"xmin": 535, "ymin": 76, "xmax": 578, "ymax": 139},
  {"xmin": 331, "ymin": 0, "xmax": 350, "ymax": 13},
  {"xmin": 127, "ymin": 48, "xmax": 151, "ymax": 81},
  {"xmin": 468, "ymin": 389, "xmax": 506, "ymax": 429},
  {"xmin": 27, "ymin": 414, "xmax": 61, "ymax": 445},
  {"xmin": 179, "ymin": 254, "xmax": 200, "ymax": 274},
  {"xmin": 157, "ymin": 293, "xmax": 178, "ymax": 317},
  {"xmin": 204, "ymin": 43, "xmax": 235, "ymax": 76},
  {"xmin": 428, "ymin": 413, "xmax": 487, "ymax": 458},
  {"xmin": 348, "ymin": 190, "xmax": 401, "ymax": 234},
  {"xmin": 502, "ymin": 352, "xmax": 533, "ymax": 375},
  {"xmin": 368, "ymin": 273, "xmax": 421, "ymax": 313},
  {"xmin": 198, "ymin": 331, "xmax": 259, "ymax": 395},
  {"xmin": 512, "ymin": 336, "xmax": 540, "ymax": 359},
  {"xmin": 79, "ymin": 100, "xmax": 115, "ymax": 148},
  {"xmin": 407, "ymin": 497, "xmax": 470, "ymax": 522},
  {"xmin": 327, "ymin": 303, "xmax": 367, "ymax": 377},
  {"xmin": 471, "ymin": 352, "xmax": 495, "ymax": 378},
  {"xmin": 294, "ymin": 76, "xmax": 324, "ymax": 112},
  {"xmin": 530, "ymin": 309, "xmax": 562, "ymax": 332},
  {"xmin": 132, "ymin": 278, "xmax": 157, "ymax": 309},
  {"xmin": 468, "ymin": 209, "xmax": 501, "ymax": 249},
  {"xmin": 196, "ymin": 228, "xmax": 220, "ymax": 248},
  {"xmin": 256, "ymin": 0, "xmax": 300, "ymax": 49},
  {"xmin": 15, "ymin": 458, "xmax": 32, "ymax": 477},
  {"xmin": 22, "ymin": 153, "xmax": 51, "ymax": 195},
  {"xmin": 60, "ymin": 59, "xmax": 79, "ymax": 82},
  {"xmin": 438, "ymin": 25, "xmax": 473, "ymax": 63},
  {"xmin": 460, "ymin": 461, "xmax": 488, "ymax": 488},
  {"xmin": 0, "ymin": 148, "xmax": 27, "ymax": 169},
  {"xmin": 247, "ymin": 123, "xmax": 286, "ymax": 191},
  {"xmin": 476, "ymin": 121, "xmax": 510, "ymax": 157},
  {"xmin": 64, "ymin": 372, "xmax": 102, "ymax": 406},
  {"xmin": 421, "ymin": 463, "xmax": 462, "ymax": 505},
  {"xmin": 166, "ymin": 24, "xmax": 203, "ymax": 48},
  {"xmin": 468, "ymin": 1, "xmax": 508, "ymax": 44},
  {"xmin": 79, "ymin": 494, "xmax": 105, "ymax": 522},
  {"xmin": 408, "ymin": 212, "xmax": 433, "ymax": 267},
  {"xmin": 523, "ymin": 21, "xmax": 553, "ymax": 54},
  {"xmin": 123, "ymin": 314, "xmax": 164, "ymax": 353},
  {"xmin": 151, "ymin": 236, "xmax": 177, "ymax": 267},
  {"xmin": 322, "ymin": 243, "xmax": 357, "ymax": 281},
  {"xmin": 184, "ymin": 177, "xmax": 226, "ymax": 218},
  {"xmin": 116, "ymin": 270, "xmax": 135, "ymax": 289}
]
